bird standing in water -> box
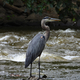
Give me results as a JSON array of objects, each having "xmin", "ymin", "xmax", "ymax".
[{"xmin": 25, "ymin": 16, "xmax": 60, "ymax": 79}]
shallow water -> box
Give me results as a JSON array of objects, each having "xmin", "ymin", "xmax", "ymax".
[{"xmin": 0, "ymin": 28, "xmax": 80, "ymax": 80}]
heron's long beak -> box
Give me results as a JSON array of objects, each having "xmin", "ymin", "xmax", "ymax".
[{"xmin": 51, "ymin": 18, "xmax": 61, "ymax": 22}]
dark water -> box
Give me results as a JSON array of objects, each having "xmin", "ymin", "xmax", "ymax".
[{"xmin": 0, "ymin": 28, "xmax": 80, "ymax": 80}]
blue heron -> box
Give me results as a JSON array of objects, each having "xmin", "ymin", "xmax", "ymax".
[{"xmin": 25, "ymin": 16, "xmax": 60, "ymax": 79}]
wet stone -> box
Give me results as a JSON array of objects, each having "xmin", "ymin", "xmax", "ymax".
[{"xmin": 23, "ymin": 77, "xmax": 45, "ymax": 80}]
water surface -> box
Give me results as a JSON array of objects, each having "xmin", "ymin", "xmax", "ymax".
[{"xmin": 0, "ymin": 28, "xmax": 80, "ymax": 80}]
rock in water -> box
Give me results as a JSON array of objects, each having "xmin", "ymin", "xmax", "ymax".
[{"xmin": 23, "ymin": 77, "xmax": 45, "ymax": 80}]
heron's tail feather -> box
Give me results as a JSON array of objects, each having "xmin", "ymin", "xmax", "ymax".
[
  {"xmin": 25, "ymin": 52, "xmax": 35, "ymax": 68},
  {"xmin": 25, "ymin": 56, "xmax": 32, "ymax": 68}
]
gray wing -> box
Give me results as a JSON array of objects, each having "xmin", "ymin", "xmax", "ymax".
[{"xmin": 25, "ymin": 33, "xmax": 45, "ymax": 68}]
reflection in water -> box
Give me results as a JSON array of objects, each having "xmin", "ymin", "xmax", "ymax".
[{"xmin": 0, "ymin": 28, "xmax": 80, "ymax": 80}]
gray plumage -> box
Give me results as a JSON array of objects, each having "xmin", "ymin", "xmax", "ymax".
[{"xmin": 25, "ymin": 33, "xmax": 45, "ymax": 68}]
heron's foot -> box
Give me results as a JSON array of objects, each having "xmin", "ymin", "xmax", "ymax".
[
  {"xmin": 28, "ymin": 76, "xmax": 35, "ymax": 80},
  {"xmin": 37, "ymin": 77, "xmax": 42, "ymax": 80}
]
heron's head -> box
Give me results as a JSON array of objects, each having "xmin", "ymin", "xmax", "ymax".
[
  {"xmin": 41, "ymin": 16, "xmax": 61, "ymax": 30},
  {"xmin": 43, "ymin": 16, "xmax": 61, "ymax": 23}
]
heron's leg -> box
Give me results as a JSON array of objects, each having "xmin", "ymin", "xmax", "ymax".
[
  {"xmin": 28, "ymin": 63, "xmax": 35, "ymax": 80},
  {"xmin": 38, "ymin": 56, "xmax": 41, "ymax": 79},
  {"xmin": 28, "ymin": 63, "xmax": 33, "ymax": 80},
  {"xmin": 30, "ymin": 63, "xmax": 32, "ymax": 77}
]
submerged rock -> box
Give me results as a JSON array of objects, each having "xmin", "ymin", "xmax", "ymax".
[
  {"xmin": 23, "ymin": 77, "xmax": 45, "ymax": 80},
  {"xmin": 23, "ymin": 75, "xmax": 47, "ymax": 80}
]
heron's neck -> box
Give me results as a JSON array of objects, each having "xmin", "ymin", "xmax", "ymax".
[
  {"xmin": 44, "ymin": 29, "xmax": 50, "ymax": 42},
  {"xmin": 41, "ymin": 20, "xmax": 50, "ymax": 42}
]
